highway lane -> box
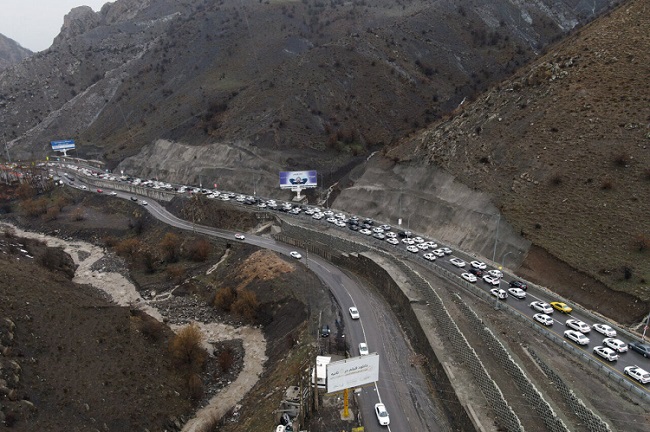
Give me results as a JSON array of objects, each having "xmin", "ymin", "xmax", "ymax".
[
  {"xmin": 341, "ymin": 229, "xmax": 650, "ymax": 394},
  {"xmin": 69, "ymin": 180, "xmax": 443, "ymax": 431},
  {"xmin": 63, "ymin": 164, "xmax": 649, "ymax": 399},
  {"xmin": 267, "ymin": 206, "xmax": 650, "ymax": 394}
]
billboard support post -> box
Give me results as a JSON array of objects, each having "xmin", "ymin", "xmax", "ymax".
[{"xmin": 342, "ymin": 388, "xmax": 350, "ymax": 418}]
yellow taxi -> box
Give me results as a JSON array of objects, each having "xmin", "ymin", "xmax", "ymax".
[{"xmin": 550, "ymin": 301, "xmax": 573, "ymax": 314}]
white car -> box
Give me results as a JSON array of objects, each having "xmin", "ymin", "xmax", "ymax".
[
  {"xmin": 323, "ymin": 210, "xmax": 334, "ymax": 217},
  {"xmin": 471, "ymin": 261, "xmax": 487, "ymax": 270},
  {"xmin": 401, "ymin": 238, "xmax": 415, "ymax": 245},
  {"xmin": 592, "ymin": 323, "xmax": 616, "ymax": 337},
  {"xmin": 483, "ymin": 275, "xmax": 500, "ymax": 286},
  {"xmin": 385, "ymin": 232, "xmax": 397, "ymax": 238},
  {"xmin": 359, "ymin": 343, "xmax": 369, "ymax": 356},
  {"xmin": 424, "ymin": 241, "xmax": 438, "ymax": 249},
  {"xmin": 289, "ymin": 251, "xmax": 302, "ymax": 259},
  {"xmin": 533, "ymin": 313, "xmax": 554, "ymax": 326},
  {"xmin": 140, "ymin": 200, "xmax": 148, "ymax": 206},
  {"xmin": 380, "ymin": 224, "xmax": 392, "ymax": 231},
  {"xmin": 487, "ymin": 269, "xmax": 503, "ymax": 279},
  {"xmin": 372, "ymin": 227, "xmax": 384, "ymax": 233},
  {"xmin": 326, "ymin": 217, "xmax": 337, "ymax": 224},
  {"xmin": 423, "ymin": 253, "xmax": 436, "ymax": 261},
  {"xmin": 416, "ymin": 243, "xmax": 429, "ymax": 251},
  {"xmin": 530, "ymin": 301, "xmax": 553, "ymax": 314},
  {"xmin": 359, "ymin": 229, "xmax": 372, "ymax": 235},
  {"xmin": 312, "ymin": 213, "xmax": 324, "ymax": 220},
  {"xmin": 442, "ymin": 247, "xmax": 453, "ymax": 255},
  {"xmin": 349, "ymin": 307, "xmax": 360, "ymax": 320},
  {"xmin": 490, "ymin": 288, "xmax": 508, "ymax": 300},
  {"xmin": 602, "ymin": 338, "xmax": 628, "ymax": 353},
  {"xmin": 449, "ymin": 257, "xmax": 466, "ymax": 268},
  {"xmin": 234, "ymin": 233, "xmax": 246, "ymax": 240},
  {"xmin": 80, "ymin": 185, "xmax": 88, "ymax": 190},
  {"xmin": 624, "ymin": 365, "xmax": 650, "ymax": 384},
  {"xmin": 566, "ymin": 319, "xmax": 591, "ymax": 334},
  {"xmin": 406, "ymin": 245, "xmax": 419, "ymax": 253},
  {"xmin": 432, "ymin": 249, "xmax": 446, "ymax": 257},
  {"xmin": 461, "ymin": 272, "xmax": 477, "ymax": 283},
  {"xmin": 593, "ymin": 346, "xmax": 619, "ymax": 362},
  {"xmin": 507, "ymin": 288, "xmax": 526, "ymax": 299},
  {"xmin": 564, "ymin": 330, "xmax": 590, "ymax": 346},
  {"xmin": 109, "ymin": 191, "xmax": 117, "ymax": 196},
  {"xmin": 386, "ymin": 238, "xmax": 399, "ymax": 245},
  {"xmin": 335, "ymin": 220, "xmax": 346, "ymax": 227},
  {"xmin": 413, "ymin": 237, "xmax": 425, "ymax": 243},
  {"xmin": 374, "ymin": 403, "xmax": 390, "ymax": 426}
]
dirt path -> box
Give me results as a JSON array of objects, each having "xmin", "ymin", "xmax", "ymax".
[{"xmin": 1, "ymin": 223, "xmax": 267, "ymax": 431}]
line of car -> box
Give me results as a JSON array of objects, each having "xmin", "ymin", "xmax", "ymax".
[{"xmin": 65, "ymin": 163, "xmax": 650, "ymax": 388}]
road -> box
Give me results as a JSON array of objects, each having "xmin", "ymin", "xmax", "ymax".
[
  {"xmin": 69, "ymin": 182, "xmax": 444, "ymax": 431},
  {"xmin": 62, "ymin": 164, "xmax": 649, "ymax": 419}
]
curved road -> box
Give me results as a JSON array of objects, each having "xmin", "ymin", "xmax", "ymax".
[{"xmin": 78, "ymin": 184, "xmax": 445, "ymax": 431}]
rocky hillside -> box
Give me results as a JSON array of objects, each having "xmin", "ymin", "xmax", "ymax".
[
  {"xmin": 0, "ymin": 34, "xmax": 31, "ymax": 70},
  {"xmin": 360, "ymin": 0, "xmax": 649, "ymax": 307},
  {"xmin": 0, "ymin": 0, "xmax": 619, "ymax": 195}
]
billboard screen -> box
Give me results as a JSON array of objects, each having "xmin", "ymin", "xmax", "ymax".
[
  {"xmin": 51, "ymin": 140, "xmax": 76, "ymax": 151},
  {"xmin": 326, "ymin": 353, "xmax": 379, "ymax": 393},
  {"xmin": 279, "ymin": 170, "xmax": 317, "ymax": 189}
]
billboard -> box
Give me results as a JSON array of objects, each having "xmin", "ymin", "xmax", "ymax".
[
  {"xmin": 279, "ymin": 170, "xmax": 317, "ymax": 189},
  {"xmin": 51, "ymin": 140, "xmax": 76, "ymax": 151},
  {"xmin": 326, "ymin": 353, "xmax": 379, "ymax": 393}
]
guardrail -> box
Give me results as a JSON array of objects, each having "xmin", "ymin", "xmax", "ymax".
[
  {"xmin": 421, "ymin": 260, "xmax": 650, "ymax": 402},
  {"xmin": 273, "ymin": 217, "xmax": 650, "ymax": 405}
]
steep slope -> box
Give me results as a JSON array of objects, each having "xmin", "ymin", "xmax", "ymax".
[
  {"xmin": 0, "ymin": 34, "xmax": 32, "ymax": 70},
  {"xmin": 361, "ymin": 0, "xmax": 649, "ymax": 314},
  {"xmin": 0, "ymin": 0, "xmax": 619, "ymax": 194}
]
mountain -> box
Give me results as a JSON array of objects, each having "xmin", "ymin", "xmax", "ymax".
[
  {"xmin": 336, "ymin": 0, "xmax": 649, "ymax": 318},
  {"xmin": 0, "ymin": 0, "xmax": 619, "ymax": 192},
  {"xmin": 0, "ymin": 34, "xmax": 32, "ymax": 70}
]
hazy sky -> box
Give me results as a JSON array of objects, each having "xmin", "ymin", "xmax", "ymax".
[{"xmin": 1, "ymin": 1, "xmax": 113, "ymax": 52}]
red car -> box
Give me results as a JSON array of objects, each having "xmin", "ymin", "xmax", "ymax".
[{"xmin": 96, "ymin": 189, "xmax": 103, "ymax": 193}]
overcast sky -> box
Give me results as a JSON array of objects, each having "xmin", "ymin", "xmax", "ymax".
[{"xmin": 1, "ymin": 1, "xmax": 113, "ymax": 52}]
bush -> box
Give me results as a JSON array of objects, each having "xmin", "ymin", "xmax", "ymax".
[
  {"xmin": 185, "ymin": 238, "xmax": 211, "ymax": 262},
  {"xmin": 43, "ymin": 205, "xmax": 60, "ymax": 221},
  {"xmin": 139, "ymin": 317, "xmax": 166, "ymax": 342},
  {"xmin": 16, "ymin": 182, "xmax": 36, "ymax": 200},
  {"xmin": 160, "ymin": 232, "xmax": 181, "ymax": 263},
  {"xmin": 71, "ymin": 207, "xmax": 85, "ymax": 221},
  {"xmin": 231, "ymin": 289, "xmax": 259, "ymax": 321},
  {"xmin": 114, "ymin": 238, "xmax": 142, "ymax": 258},
  {"xmin": 141, "ymin": 248, "xmax": 157, "ymax": 274},
  {"xmin": 166, "ymin": 264, "xmax": 186, "ymax": 283},
  {"xmin": 21, "ymin": 198, "xmax": 47, "ymax": 217},
  {"xmin": 218, "ymin": 347, "xmax": 235, "ymax": 373},
  {"xmin": 169, "ymin": 323, "xmax": 207, "ymax": 371},
  {"xmin": 214, "ymin": 287, "xmax": 237, "ymax": 312}
]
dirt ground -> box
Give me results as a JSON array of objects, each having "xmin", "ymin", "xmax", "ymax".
[
  {"xmin": 0, "ymin": 185, "xmax": 333, "ymax": 431},
  {"xmin": 519, "ymin": 245, "xmax": 648, "ymax": 326}
]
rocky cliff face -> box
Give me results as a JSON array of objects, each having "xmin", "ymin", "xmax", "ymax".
[
  {"xmin": 0, "ymin": 34, "xmax": 32, "ymax": 71},
  {"xmin": 0, "ymin": 0, "xmax": 619, "ymax": 177},
  {"xmin": 338, "ymin": 0, "xmax": 650, "ymax": 304}
]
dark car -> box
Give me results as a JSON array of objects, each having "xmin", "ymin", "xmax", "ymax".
[
  {"xmin": 469, "ymin": 268, "xmax": 484, "ymax": 277},
  {"xmin": 629, "ymin": 341, "xmax": 650, "ymax": 358},
  {"xmin": 509, "ymin": 280, "xmax": 528, "ymax": 291},
  {"xmin": 321, "ymin": 325, "xmax": 331, "ymax": 338},
  {"xmin": 398, "ymin": 230, "xmax": 413, "ymax": 238},
  {"xmin": 348, "ymin": 225, "xmax": 360, "ymax": 231},
  {"xmin": 363, "ymin": 219, "xmax": 374, "ymax": 226},
  {"xmin": 130, "ymin": 196, "xmax": 138, "ymax": 201},
  {"xmin": 347, "ymin": 219, "xmax": 359, "ymax": 226}
]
